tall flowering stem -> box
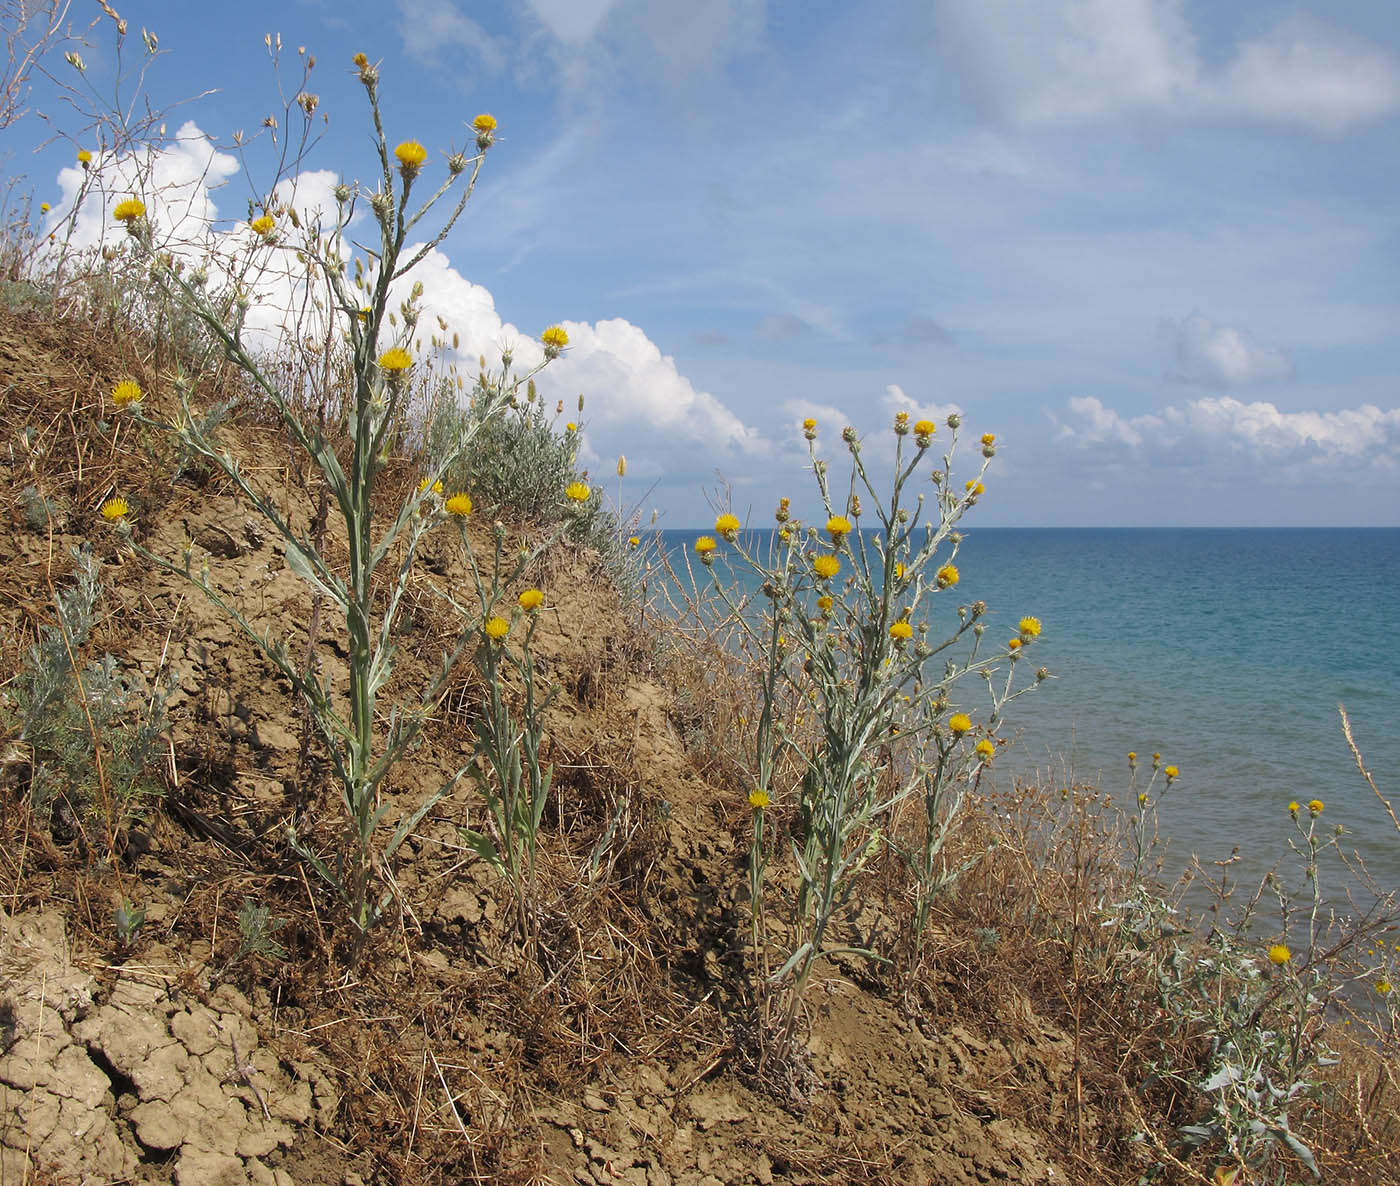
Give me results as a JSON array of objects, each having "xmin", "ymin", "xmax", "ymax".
[{"xmin": 112, "ymin": 63, "xmax": 558, "ymax": 959}]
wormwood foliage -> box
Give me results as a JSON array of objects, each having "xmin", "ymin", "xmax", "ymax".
[
  {"xmin": 7, "ymin": 546, "xmax": 172, "ymax": 853},
  {"xmin": 697, "ymin": 413, "xmax": 1047, "ymax": 1062}
]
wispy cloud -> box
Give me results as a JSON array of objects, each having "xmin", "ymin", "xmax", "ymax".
[
  {"xmin": 1166, "ymin": 313, "xmax": 1294, "ymax": 388},
  {"xmin": 935, "ymin": 0, "xmax": 1400, "ymax": 133}
]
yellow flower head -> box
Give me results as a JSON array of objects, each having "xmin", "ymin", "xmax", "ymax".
[
  {"xmin": 111, "ymin": 380, "xmax": 143, "ymax": 408},
  {"xmin": 1138, "ymin": 792, "xmax": 1148, "ymax": 805},
  {"xmin": 964, "ymin": 480, "xmax": 985, "ymax": 497},
  {"xmin": 1268, "ymin": 944, "xmax": 1291, "ymax": 966},
  {"xmin": 113, "ymin": 197, "xmax": 145, "ymax": 223},
  {"xmin": 816, "ymin": 595, "xmax": 834, "ymax": 612},
  {"xmin": 1128, "ymin": 751, "xmax": 1137, "ymax": 763},
  {"xmin": 694, "ymin": 535, "xmax": 717, "ymax": 555},
  {"xmin": 890, "ymin": 619, "xmax": 913, "ymax": 641},
  {"xmin": 483, "ymin": 616, "xmax": 510, "ymax": 641},
  {"xmin": 40, "ymin": 202, "xmax": 50, "ymax": 213},
  {"xmin": 1288, "ymin": 800, "xmax": 1299, "ymax": 816},
  {"xmin": 1378, "ymin": 979, "xmax": 1393, "ymax": 995},
  {"xmin": 975, "ymin": 738, "xmax": 995, "ymax": 760},
  {"xmin": 948, "ymin": 713, "xmax": 972, "ymax": 736},
  {"xmin": 1165, "ymin": 765, "xmax": 1179, "ymax": 781},
  {"xmin": 378, "ymin": 347, "xmax": 413, "ymax": 372},
  {"xmin": 714, "ymin": 512, "xmax": 741, "ymax": 539},
  {"xmin": 913, "ymin": 419, "xmax": 936, "ymax": 442},
  {"xmin": 812, "ymin": 553, "xmax": 841, "ymax": 580},
  {"xmin": 981, "ymin": 433, "xmax": 996, "ymax": 447},
  {"xmin": 565, "ymin": 481, "xmax": 590, "ymax": 503},
  {"xmin": 518, "ymin": 588, "xmax": 544, "ymax": 611},
  {"xmin": 394, "ymin": 141, "xmax": 428, "ymax": 172},
  {"xmin": 628, "ymin": 536, "xmax": 640, "ymax": 548},
  {"xmin": 100, "ymin": 496, "xmax": 129, "ymax": 521},
  {"xmin": 77, "ymin": 149, "xmax": 93, "ymax": 165},
  {"xmin": 893, "ymin": 410, "xmax": 910, "ymax": 434},
  {"xmin": 445, "ymin": 492, "xmax": 473, "ymax": 516},
  {"xmin": 418, "ymin": 477, "xmax": 444, "ymax": 495},
  {"xmin": 1008, "ymin": 638, "xmax": 1022, "ymax": 650},
  {"xmin": 935, "ymin": 563, "xmax": 960, "ymax": 589},
  {"xmin": 826, "ymin": 515, "xmax": 853, "ymax": 540},
  {"xmin": 1308, "ymin": 798, "xmax": 1324, "ymax": 815},
  {"xmin": 748, "ymin": 788, "xmax": 770, "ymax": 810},
  {"xmin": 802, "ymin": 417, "xmax": 817, "ymax": 431},
  {"xmin": 541, "ymin": 325, "xmax": 569, "ymax": 356},
  {"xmin": 353, "ymin": 52, "xmax": 369, "ymax": 67},
  {"xmin": 1018, "ymin": 616, "xmax": 1042, "ymax": 639},
  {"xmin": 250, "ymin": 214, "xmax": 275, "ymax": 236},
  {"xmin": 473, "ymin": 113, "xmax": 498, "ymax": 134}
]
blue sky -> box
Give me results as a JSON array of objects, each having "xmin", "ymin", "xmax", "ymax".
[{"xmin": 9, "ymin": 1, "xmax": 1400, "ymax": 526}]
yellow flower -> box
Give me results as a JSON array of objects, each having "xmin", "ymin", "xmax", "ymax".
[
  {"xmin": 111, "ymin": 380, "xmax": 143, "ymax": 408},
  {"xmin": 1008, "ymin": 638, "xmax": 1022, "ymax": 650},
  {"xmin": 378, "ymin": 347, "xmax": 413, "ymax": 372},
  {"xmin": 1018, "ymin": 616, "xmax": 1042, "ymax": 639},
  {"xmin": 418, "ymin": 477, "xmax": 444, "ymax": 495},
  {"xmin": 1288, "ymin": 800, "xmax": 1299, "ymax": 816},
  {"xmin": 981, "ymin": 433, "xmax": 996, "ymax": 447},
  {"xmin": 802, "ymin": 417, "xmax": 817, "ymax": 431},
  {"xmin": 483, "ymin": 616, "xmax": 510, "ymax": 641},
  {"xmin": 1378, "ymin": 979, "xmax": 1393, "ymax": 995},
  {"xmin": 518, "ymin": 588, "xmax": 544, "ymax": 611},
  {"xmin": 826, "ymin": 515, "xmax": 852, "ymax": 539},
  {"xmin": 541, "ymin": 325, "xmax": 569, "ymax": 352},
  {"xmin": 890, "ymin": 620, "xmax": 913, "ymax": 641},
  {"xmin": 628, "ymin": 536, "xmax": 640, "ymax": 548},
  {"xmin": 1308, "ymin": 798, "xmax": 1324, "ymax": 815},
  {"xmin": 893, "ymin": 410, "xmax": 910, "ymax": 434},
  {"xmin": 1138, "ymin": 792, "xmax": 1148, "ymax": 805},
  {"xmin": 77, "ymin": 149, "xmax": 92, "ymax": 165},
  {"xmin": 1165, "ymin": 765, "xmax": 1179, "ymax": 781},
  {"xmin": 394, "ymin": 140, "xmax": 428, "ymax": 171},
  {"xmin": 565, "ymin": 422, "xmax": 578, "ymax": 432},
  {"xmin": 976, "ymin": 739, "xmax": 995, "ymax": 760},
  {"xmin": 353, "ymin": 52, "xmax": 369, "ymax": 67},
  {"xmin": 913, "ymin": 419, "xmax": 936, "ymax": 441},
  {"xmin": 1128, "ymin": 751, "xmax": 1137, "ymax": 763},
  {"xmin": 948, "ymin": 713, "xmax": 972, "ymax": 736},
  {"xmin": 113, "ymin": 197, "xmax": 145, "ymax": 222},
  {"xmin": 100, "ymin": 496, "xmax": 129, "ymax": 521},
  {"xmin": 816, "ymin": 595, "xmax": 833, "ymax": 612},
  {"xmin": 1268, "ymin": 944, "xmax": 1291, "ymax": 966},
  {"xmin": 473, "ymin": 113, "xmax": 497, "ymax": 134},
  {"xmin": 40, "ymin": 202, "xmax": 50, "ymax": 213},
  {"xmin": 694, "ymin": 535, "xmax": 717, "ymax": 555},
  {"xmin": 250, "ymin": 214, "xmax": 275, "ymax": 236},
  {"xmin": 748, "ymin": 788, "xmax": 770, "ymax": 809},
  {"xmin": 964, "ymin": 480, "xmax": 985, "ymax": 497},
  {"xmin": 893, "ymin": 562, "xmax": 906, "ymax": 580},
  {"xmin": 445, "ymin": 493, "xmax": 473, "ymax": 516},
  {"xmin": 935, "ymin": 563, "xmax": 959, "ymax": 589},
  {"xmin": 812, "ymin": 554, "xmax": 841, "ymax": 580},
  {"xmin": 714, "ymin": 512, "xmax": 741, "ymax": 539},
  {"xmin": 565, "ymin": 481, "xmax": 590, "ymax": 503}
]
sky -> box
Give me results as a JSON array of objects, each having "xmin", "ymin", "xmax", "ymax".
[{"xmin": 6, "ymin": 0, "xmax": 1399, "ymax": 526}]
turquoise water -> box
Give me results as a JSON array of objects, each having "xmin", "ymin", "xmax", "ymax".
[{"xmin": 653, "ymin": 528, "xmax": 1400, "ymax": 899}]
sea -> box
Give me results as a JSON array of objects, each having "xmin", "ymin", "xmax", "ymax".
[{"xmin": 649, "ymin": 527, "xmax": 1400, "ymax": 911}]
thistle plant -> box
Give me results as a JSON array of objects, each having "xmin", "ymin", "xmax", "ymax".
[
  {"xmin": 698, "ymin": 413, "xmax": 1046, "ymax": 1061},
  {"xmin": 458, "ymin": 576, "xmax": 556, "ymax": 947},
  {"xmin": 97, "ymin": 57, "xmax": 567, "ymax": 958}
]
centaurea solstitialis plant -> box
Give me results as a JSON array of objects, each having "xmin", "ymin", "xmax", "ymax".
[
  {"xmin": 698, "ymin": 412, "xmax": 1048, "ymax": 1062},
  {"xmin": 104, "ymin": 58, "xmax": 566, "ymax": 960}
]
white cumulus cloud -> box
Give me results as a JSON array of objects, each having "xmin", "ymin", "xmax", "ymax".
[
  {"xmin": 1057, "ymin": 394, "xmax": 1400, "ymax": 471},
  {"xmin": 1168, "ymin": 313, "xmax": 1294, "ymax": 388}
]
